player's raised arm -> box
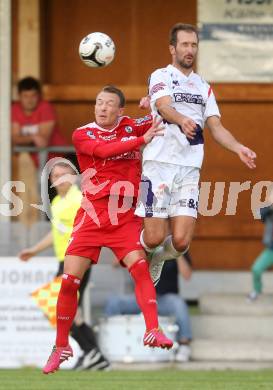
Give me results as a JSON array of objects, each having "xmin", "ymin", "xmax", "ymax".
[
  {"xmin": 148, "ymin": 68, "xmax": 197, "ymax": 139},
  {"xmin": 155, "ymin": 95, "xmax": 197, "ymax": 139},
  {"xmin": 206, "ymin": 115, "xmax": 256, "ymax": 169},
  {"xmin": 138, "ymin": 93, "xmax": 196, "ymax": 138},
  {"xmin": 72, "ymin": 129, "xmax": 145, "ymax": 158},
  {"xmin": 72, "ymin": 120, "xmax": 164, "ymax": 160}
]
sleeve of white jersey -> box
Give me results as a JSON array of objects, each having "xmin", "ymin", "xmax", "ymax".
[
  {"xmin": 149, "ymin": 69, "xmax": 172, "ymax": 107},
  {"xmin": 204, "ymin": 87, "xmax": 221, "ymax": 122}
]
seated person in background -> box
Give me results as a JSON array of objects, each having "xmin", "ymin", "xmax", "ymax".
[
  {"xmin": 12, "ymin": 76, "xmax": 65, "ymax": 152},
  {"xmin": 105, "ymin": 252, "xmax": 193, "ymax": 362},
  {"xmin": 11, "ymin": 77, "xmax": 67, "ymax": 224},
  {"xmin": 18, "ymin": 161, "xmax": 110, "ymax": 371},
  {"xmin": 248, "ymin": 190, "xmax": 273, "ymax": 301}
]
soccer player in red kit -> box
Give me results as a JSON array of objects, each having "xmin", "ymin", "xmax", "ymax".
[{"xmin": 43, "ymin": 86, "xmax": 173, "ymax": 374}]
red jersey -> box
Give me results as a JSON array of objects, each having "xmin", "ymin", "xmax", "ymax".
[
  {"xmin": 12, "ymin": 100, "xmax": 67, "ymax": 165},
  {"xmin": 72, "ymin": 115, "xmax": 152, "ymax": 202},
  {"xmin": 12, "ymin": 100, "xmax": 57, "ymax": 128}
]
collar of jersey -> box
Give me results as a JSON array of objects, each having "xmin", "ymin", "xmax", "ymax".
[
  {"xmin": 90, "ymin": 116, "xmax": 130, "ymax": 133},
  {"xmin": 167, "ymin": 64, "xmax": 194, "ymax": 80}
]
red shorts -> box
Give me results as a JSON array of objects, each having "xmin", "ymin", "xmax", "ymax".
[{"xmin": 65, "ymin": 205, "xmax": 143, "ymax": 264}]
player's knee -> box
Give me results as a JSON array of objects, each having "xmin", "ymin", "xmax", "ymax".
[
  {"xmin": 144, "ymin": 230, "xmax": 165, "ymax": 248},
  {"xmin": 172, "ymin": 235, "xmax": 190, "ymax": 253}
]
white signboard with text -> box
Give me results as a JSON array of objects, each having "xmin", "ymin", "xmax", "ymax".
[
  {"xmin": 198, "ymin": 0, "xmax": 273, "ymax": 82},
  {"xmin": 0, "ymin": 257, "xmax": 80, "ymax": 368}
]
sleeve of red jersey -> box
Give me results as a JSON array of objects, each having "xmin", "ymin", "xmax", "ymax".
[
  {"xmin": 133, "ymin": 114, "xmax": 153, "ymax": 137},
  {"xmin": 72, "ymin": 129, "xmax": 145, "ymax": 158}
]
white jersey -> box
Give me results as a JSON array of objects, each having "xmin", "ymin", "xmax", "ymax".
[{"xmin": 143, "ymin": 64, "xmax": 221, "ymax": 168}]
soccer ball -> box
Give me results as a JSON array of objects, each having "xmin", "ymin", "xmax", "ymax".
[{"xmin": 79, "ymin": 32, "xmax": 115, "ymax": 68}]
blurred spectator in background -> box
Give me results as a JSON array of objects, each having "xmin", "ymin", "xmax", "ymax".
[
  {"xmin": 105, "ymin": 252, "xmax": 193, "ymax": 362},
  {"xmin": 248, "ymin": 190, "xmax": 273, "ymax": 301},
  {"xmin": 11, "ymin": 77, "xmax": 67, "ymax": 224},
  {"xmin": 18, "ymin": 161, "xmax": 110, "ymax": 371}
]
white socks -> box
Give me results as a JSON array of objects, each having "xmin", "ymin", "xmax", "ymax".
[
  {"xmin": 162, "ymin": 235, "xmax": 181, "ymax": 258},
  {"xmin": 140, "ymin": 230, "xmax": 189, "ymax": 262},
  {"xmin": 152, "ymin": 235, "xmax": 189, "ymax": 263}
]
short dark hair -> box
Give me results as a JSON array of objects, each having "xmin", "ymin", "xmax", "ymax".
[
  {"xmin": 17, "ymin": 77, "xmax": 41, "ymax": 94},
  {"xmin": 169, "ymin": 23, "xmax": 199, "ymax": 46},
  {"xmin": 101, "ymin": 85, "xmax": 126, "ymax": 108}
]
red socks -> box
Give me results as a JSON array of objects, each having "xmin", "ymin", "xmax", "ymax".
[
  {"xmin": 56, "ymin": 274, "xmax": 80, "ymax": 347},
  {"xmin": 56, "ymin": 262, "xmax": 158, "ymax": 346},
  {"xmin": 129, "ymin": 259, "xmax": 159, "ymax": 331}
]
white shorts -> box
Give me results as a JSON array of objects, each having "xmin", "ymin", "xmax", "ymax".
[{"xmin": 135, "ymin": 161, "xmax": 200, "ymax": 219}]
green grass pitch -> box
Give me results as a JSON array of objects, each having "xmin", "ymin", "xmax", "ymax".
[{"xmin": 1, "ymin": 369, "xmax": 273, "ymax": 390}]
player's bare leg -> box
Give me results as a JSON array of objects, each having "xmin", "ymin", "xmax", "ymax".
[
  {"xmin": 63, "ymin": 255, "xmax": 91, "ymax": 279},
  {"xmin": 140, "ymin": 217, "xmax": 168, "ymax": 252},
  {"xmin": 43, "ymin": 255, "xmax": 91, "ymax": 374},
  {"xmin": 148, "ymin": 216, "xmax": 196, "ymax": 284},
  {"xmin": 140, "ymin": 217, "xmax": 169, "ymax": 284},
  {"xmin": 170, "ymin": 215, "xmax": 196, "ymax": 252},
  {"xmin": 123, "ymin": 250, "xmax": 173, "ymax": 350}
]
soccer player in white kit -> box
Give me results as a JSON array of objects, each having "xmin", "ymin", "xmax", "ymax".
[{"xmin": 135, "ymin": 23, "xmax": 256, "ymax": 284}]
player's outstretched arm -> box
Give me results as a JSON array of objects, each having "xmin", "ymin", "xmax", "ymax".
[
  {"xmin": 155, "ymin": 95, "xmax": 197, "ymax": 139},
  {"xmin": 18, "ymin": 231, "xmax": 53, "ymax": 261},
  {"xmin": 73, "ymin": 120, "xmax": 164, "ymax": 159},
  {"xmin": 207, "ymin": 116, "xmax": 256, "ymax": 169},
  {"xmin": 73, "ymin": 132, "xmax": 146, "ymax": 159}
]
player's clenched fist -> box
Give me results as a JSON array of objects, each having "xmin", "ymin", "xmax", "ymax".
[
  {"xmin": 143, "ymin": 116, "xmax": 165, "ymax": 144},
  {"xmin": 179, "ymin": 116, "xmax": 197, "ymax": 139}
]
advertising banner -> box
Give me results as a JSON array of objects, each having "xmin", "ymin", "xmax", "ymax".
[
  {"xmin": 198, "ymin": 0, "xmax": 273, "ymax": 82},
  {"xmin": 0, "ymin": 257, "xmax": 79, "ymax": 368}
]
